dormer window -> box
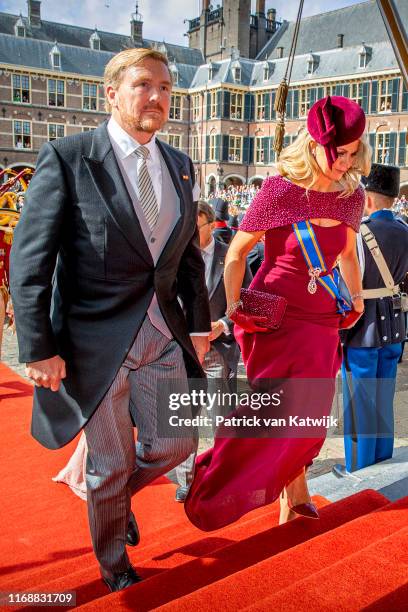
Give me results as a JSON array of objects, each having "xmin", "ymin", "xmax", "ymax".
[
  {"xmin": 170, "ymin": 64, "xmax": 179, "ymax": 86},
  {"xmin": 208, "ymin": 61, "xmax": 213, "ymax": 81},
  {"xmin": 89, "ymin": 29, "xmax": 100, "ymax": 51},
  {"xmin": 307, "ymin": 52, "xmax": 318, "ymax": 75},
  {"xmin": 232, "ymin": 66, "xmax": 241, "ymax": 83},
  {"xmin": 14, "ymin": 14, "xmax": 26, "ymax": 37},
  {"xmin": 359, "ymin": 43, "xmax": 370, "ymax": 69},
  {"xmin": 50, "ymin": 43, "xmax": 61, "ymax": 69},
  {"xmin": 263, "ymin": 62, "xmax": 269, "ymax": 81}
]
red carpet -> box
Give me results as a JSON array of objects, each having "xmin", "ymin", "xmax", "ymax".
[{"xmin": 1, "ymin": 361, "xmax": 408, "ymax": 611}]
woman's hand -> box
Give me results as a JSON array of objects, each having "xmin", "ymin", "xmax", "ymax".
[
  {"xmin": 230, "ymin": 308, "xmax": 269, "ymax": 333},
  {"xmin": 351, "ymin": 296, "xmax": 364, "ymax": 313},
  {"xmin": 339, "ymin": 308, "xmax": 364, "ymax": 330}
]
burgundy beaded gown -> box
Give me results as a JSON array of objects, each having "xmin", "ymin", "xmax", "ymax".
[{"xmin": 185, "ymin": 175, "xmax": 364, "ymax": 531}]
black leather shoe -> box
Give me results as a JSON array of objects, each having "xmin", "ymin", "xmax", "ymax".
[
  {"xmin": 126, "ymin": 511, "xmax": 140, "ymax": 547},
  {"xmin": 101, "ymin": 566, "xmax": 142, "ymax": 592},
  {"xmin": 175, "ymin": 486, "xmax": 189, "ymax": 503}
]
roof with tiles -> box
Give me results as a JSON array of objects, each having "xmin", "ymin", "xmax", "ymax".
[
  {"xmin": 0, "ymin": 2, "xmax": 404, "ymax": 89},
  {"xmin": 257, "ymin": 0, "xmax": 408, "ymax": 61},
  {"xmin": 0, "ymin": 10, "xmax": 204, "ymax": 65}
]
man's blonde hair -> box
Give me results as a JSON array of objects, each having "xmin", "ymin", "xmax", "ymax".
[
  {"xmin": 104, "ymin": 47, "xmax": 171, "ymax": 112},
  {"xmin": 276, "ymin": 128, "xmax": 372, "ymax": 196}
]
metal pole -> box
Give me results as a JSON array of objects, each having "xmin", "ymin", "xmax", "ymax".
[{"xmin": 376, "ymin": 0, "xmax": 408, "ymax": 87}]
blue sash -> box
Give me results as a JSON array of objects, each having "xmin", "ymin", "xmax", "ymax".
[{"xmin": 292, "ymin": 220, "xmax": 351, "ymax": 315}]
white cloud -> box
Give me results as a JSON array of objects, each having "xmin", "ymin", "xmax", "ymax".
[{"xmin": 1, "ymin": 0, "xmax": 367, "ymax": 46}]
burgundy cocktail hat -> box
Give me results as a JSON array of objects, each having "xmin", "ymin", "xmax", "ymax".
[{"xmin": 307, "ymin": 95, "xmax": 366, "ymax": 168}]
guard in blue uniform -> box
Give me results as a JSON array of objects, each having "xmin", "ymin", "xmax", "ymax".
[{"xmin": 339, "ymin": 164, "xmax": 408, "ymax": 473}]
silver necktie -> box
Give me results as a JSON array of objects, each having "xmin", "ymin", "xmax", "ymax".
[{"xmin": 135, "ymin": 146, "xmax": 159, "ymax": 229}]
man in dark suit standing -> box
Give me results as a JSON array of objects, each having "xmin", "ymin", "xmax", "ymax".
[
  {"xmin": 10, "ymin": 48, "xmax": 210, "ymax": 591},
  {"xmin": 175, "ymin": 201, "xmax": 252, "ymax": 501},
  {"xmin": 334, "ymin": 164, "xmax": 408, "ymax": 475}
]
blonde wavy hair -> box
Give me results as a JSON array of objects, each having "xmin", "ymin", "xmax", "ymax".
[{"xmin": 276, "ymin": 128, "xmax": 372, "ymax": 196}]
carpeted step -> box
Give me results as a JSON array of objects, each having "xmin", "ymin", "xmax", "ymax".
[
  {"xmin": 2, "ymin": 492, "xmax": 286, "ymax": 592},
  {"xmin": 76, "ymin": 490, "xmax": 387, "ymax": 611},
  {"xmin": 5, "ymin": 499, "xmax": 291, "ymax": 605},
  {"xmin": 244, "ymin": 525, "xmax": 408, "ymax": 612},
  {"xmin": 156, "ymin": 492, "xmax": 406, "ymax": 612}
]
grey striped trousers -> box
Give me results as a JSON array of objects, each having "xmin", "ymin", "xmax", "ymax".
[{"xmin": 84, "ymin": 316, "xmax": 196, "ymax": 574}]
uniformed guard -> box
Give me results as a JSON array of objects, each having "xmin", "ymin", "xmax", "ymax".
[
  {"xmin": 335, "ymin": 164, "xmax": 408, "ymax": 475},
  {"xmin": 209, "ymin": 197, "xmax": 233, "ymax": 244}
]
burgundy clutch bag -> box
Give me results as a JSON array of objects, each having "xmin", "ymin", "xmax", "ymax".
[{"xmin": 240, "ymin": 288, "xmax": 287, "ymax": 330}]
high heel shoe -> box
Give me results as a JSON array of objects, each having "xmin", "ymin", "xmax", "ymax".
[
  {"xmin": 287, "ymin": 500, "xmax": 319, "ymax": 519},
  {"xmin": 280, "ymin": 488, "xmax": 320, "ymax": 521}
]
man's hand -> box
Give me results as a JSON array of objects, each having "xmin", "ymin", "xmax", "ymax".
[
  {"xmin": 208, "ymin": 320, "xmax": 225, "ymax": 342},
  {"xmin": 25, "ymin": 355, "xmax": 66, "ymax": 392},
  {"xmin": 190, "ymin": 335, "xmax": 210, "ymax": 365}
]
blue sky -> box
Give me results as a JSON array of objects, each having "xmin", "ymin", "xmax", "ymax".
[{"xmin": 1, "ymin": 0, "xmax": 366, "ymax": 46}]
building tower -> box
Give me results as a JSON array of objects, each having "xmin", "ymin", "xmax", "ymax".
[{"xmin": 186, "ymin": 1, "xmax": 279, "ymax": 61}]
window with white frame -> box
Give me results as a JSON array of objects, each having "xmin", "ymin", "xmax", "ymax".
[
  {"xmin": 191, "ymin": 135, "xmax": 199, "ymax": 162},
  {"xmin": 325, "ymin": 84, "xmax": 336, "ymax": 97},
  {"xmin": 169, "ymin": 134, "xmax": 181, "ymax": 149},
  {"xmin": 379, "ymin": 79, "xmax": 392, "ymax": 112},
  {"xmin": 230, "ymin": 92, "xmax": 243, "ymax": 120},
  {"xmin": 351, "ymin": 83, "xmax": 363, "ymax": 106},
  {"xmin": 263, "ymin": 64, "xmax": 269, "ymax": 81},
  {"xmin": 233, "ymin": 67, "xmax": 241, "ymax": 82},
  {"xmin": 209, "ymin": 91, "xmax": 217, "ymax": 118},
  {"xmin": 169, "ymin": 94, "xmax": 182, "ymax": 120},
  {"xmin": 209, "ymin": 134, "xmax": 217, "ymax": 161},
  {"xmin": 256, "ymin": 93, "xmax": 266, "ymax": 120},
  {"xmin": 48, "ymin": 123, "xmax": 65, "ymax": 141},
  {"xmin": 376, "ymin": 132, "xmax": 390, "ymax": 163},
  {"xmin": 48, "ymin": 78, "xmax": 65, "ymax": 107},
  {"xmin": 192, "ymin": 94, "xmax": 200, "ymax": 121},
  {"xmin": 255, "ymin": 137, "xmax": 265, "ymax": 164},
  {"xmin": 12, "ymin": 74, "xmax": 30, "ymax": 103},
  {"xmin": 13, "ymin": 120, "xmax": 31, "ymax": 149},
  {"xmin": 82, "ymin": 126, "xmax": 96, "ymax": 132},
  {"xmin": 51, "ymin": 49, "xmax": 61, "ymax": 69},
  {"xmin": 299, "ymin": 89, "xmax": 313, "ymax": 117},
  {"xmin": 228, "ymin": 135, "xmax": 242, "ymax": 162},
  {"xmin": 171, "ymin": 69, "xmax": 179, "ymax": 86},
  {"xmin": 90, "ymin": 37, "xmax": 100, "ymax": 51},
  {"xmin": 82, "ymin": 83, "xmax": 98, "ymax": 111}
]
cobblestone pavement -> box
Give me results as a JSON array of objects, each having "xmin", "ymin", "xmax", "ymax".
[{"xmin": 2, "ymin": 329, "xmax": 407, "ymax": 479}]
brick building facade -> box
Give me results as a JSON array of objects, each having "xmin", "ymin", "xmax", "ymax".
[{"xmin": 0, "ymin": 1, "xmax": 407, "ymax": 195}]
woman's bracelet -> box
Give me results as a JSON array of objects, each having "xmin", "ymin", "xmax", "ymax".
[
  {"xmin": 350, "ymin": 292, "xmax": 364, "ymax": 301},
  {"xmin": 226, "ymin": 300, "xmax": 243, "ymax": 318}
]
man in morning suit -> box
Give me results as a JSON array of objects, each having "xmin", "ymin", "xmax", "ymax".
[
  {"xmin": 10, "ymin": 48, "xmax": 211, "ymax": 592},
  {"xmin": 334, "ymin": 163, "xmax": 408, "ymax": 475},
  {"xmin": 175, "ymin": 200, "xmax": 252, "ymax": 501}
]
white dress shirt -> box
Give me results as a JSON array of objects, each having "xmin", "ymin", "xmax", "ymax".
[
  {"xmin": 201, "ymin": 236, "xmax": 216, "ymax": 287},
  {"xmin": 107, "ymin": 117, "xmax": 162, "ymax": 208},
  {"xmin": 107, "ymin": 116, "xmax": 208, "ymax": 337}
]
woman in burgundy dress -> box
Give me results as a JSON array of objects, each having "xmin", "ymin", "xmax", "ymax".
[{"xmin": 185, "ymin": 96, "xmax": 372, "ymax": 530}]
